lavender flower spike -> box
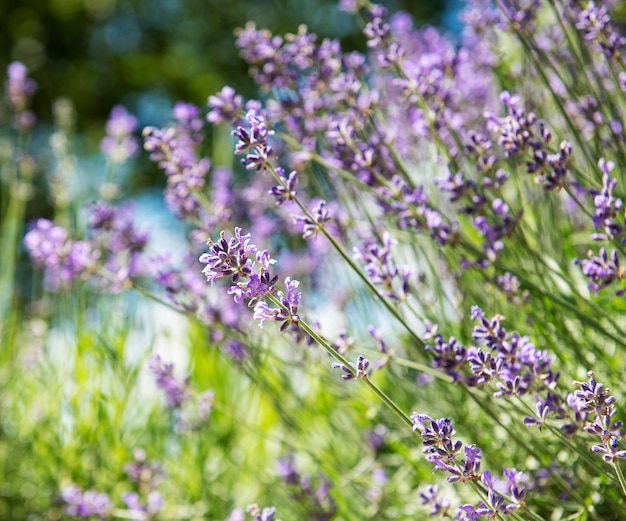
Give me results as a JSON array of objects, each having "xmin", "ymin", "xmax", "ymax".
[
  {"xmin": 149, "ymin": 355, "xmax": 190, "ymax": 408},
  {"xmin": 573, "ymin": 371, "xmax": 626, "ymax": 463},
  {"xmin": 200, "ymin": 229, "xmax": 300, "ymax": 332},
  {"xmin": 61, "ymin": 486, "xmax": 113, "ymax": 519},
  {"xmin": 100, "ymin": 105, "xmax": 140, "ymax": 164},
  {"xmin": 232, "ymin": 109, "xmax": 275, "ymax": 170},
  {"xmin": 253, "ymin": 277, "xmax": 301, "ymax": 330},
  {"xmin": 199, "ymin": 228, "xmax": 258, "ymax": 285},
  {"xmin": 246, "ymin": 504, "xmax": 278, "ymax": 521}
]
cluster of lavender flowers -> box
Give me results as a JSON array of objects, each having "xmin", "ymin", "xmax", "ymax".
[
  {"xmin": 62, "ymin": 450, "xmax": 165, "ymax": 520},
  {"xmin": 143, "ymin": 102, "xmax": 212, "ymax": 222},
  {"xmin": 424, "ymin": 308, "xmax": 626, "ymax": 467},
  {"xmin": 412, "ymin": 414, "xmax": 527, "ymax": 519},
  {"xmin": 199, "ymin": 228, "xmax": 302, "ymax": 332},
  {"xmin": 276, "ymin": 455, "xmax": 337, "ymax": 520},
  {"xmin": 23, "ymin": 201, "xmax": 148, "ymax": 293},
  {"xmin": 571, "ymin": 372, "xmax": 626, "ymax": 464},
  {"xmin": 5, "ymin": 61, "xmax": 37, "ymax": 130},
  {"xmin": 24, "ymin": 219, "xmax": 99, "ymax": 291},
  {"xmin": 14, "ymin": 0, "xmax": 626, "ymax": 517},
  {"xmin": 149, "ymin": 355, "xmax": 214, "ymax": 431},
  {"xmin": 100, "ymin": 105, "xmax": 140, "ymax": 165},
  {"xmin": 424, "ymin": 307, "xmax": 558, "ymax": 399}
]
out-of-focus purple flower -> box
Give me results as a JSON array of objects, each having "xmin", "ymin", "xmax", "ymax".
[
  {"xmin": 5, "ymin": 61, "xmax": 37, "ymax": 129},
  {"xmin": 100, "ymin": 105, "xmax": 140, "ymax": 164},
  {"xmin": 419, "ymin": 485, "xmax": 450, "ymax": 516},
  {"xmin": 276, "ymin": 455, "xmax": 337, "ymax": 520},
  {"xmin": 576, "ymin": 2, "xmax": 625, "ymax": 58},
  {"xmin": 246, "ymin": 504, "xmax": 278, "ymax": 521},
  {"xmin": 575, "ymin": 247, "xmax": 626, "ymax": 295},
  {"xmin": 353, "ymin": 232, "xmax": 411, "ymax": 301},
  {"xmin": 495, "ymin": 272, "xmax": 529, "ymax": 305},
  {"xmin": 88, "ymin": 202, "xmax": 148, "ymax": 291},
  {"xmin": 377, "ymin": 177, "xmax": 459, "ymax": 246},
  {"xmin": 143, "ymin": 104, "xmax": 211, "ymax": 220},
  {"xmin": 498, "ymin": 0, "xmax": 541, "ymax": 33},
  {"xmin": 124, "ymin": 448, "xmax": 166, "ymax": 489},
  {"xmin": 296, "ymin": 200, "xmax": 332, "ymax": 239},
  {"xmin": 225, "ymin": 339, "xmax": 248, "ymax": 365},
  {"xmin": 149, "ymin": 355, "xmax": 190, "ymax": 408},
  {"xmin": 226, "ymin": 508, "xmax": 246, "ymax": 521},
  {"xmin": 123, "ymin": 491, "xmax": 163, "ymax": 521},
  {"xmin": 207, "ymin": 86, "xmax": 244, "ymax": 125},
  {"xmin": 61, "ymin": 486, "xmax": 113, "ymax": 519},
  {"xmin": 366, "ymin": 424, "xmax": 387, "ymax": 451},
  {"xmin": 585, "ymin": 158, "xmax": 624, "ymax": 241},
  {"xmin": 487, "ymin": 91, "xmax": 571, "ymax": 191},
  {"xmin": 24, "ymin": 219, "xmax": 99, "ymax": 291},
  {"xmin": 173, "ymin": 102, "xmax": 204, "ymax": 143}
]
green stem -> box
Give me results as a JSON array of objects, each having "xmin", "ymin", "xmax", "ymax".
[
  {"xmin": 613, "ymin": 461, "xmax": 626, "ymax": 497},
  {"xmin": 264, "ymin": 160, "xmax": 426, "ymax": 350}
]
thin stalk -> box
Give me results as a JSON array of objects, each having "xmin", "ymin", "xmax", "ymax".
[
  {"xmin": 295, "ymin": 311, "xmax": 413, "ymax": 428},
  {"xmin": 264, "ymin": 160, "xmax": 426, "ymax": 350},
  {"xmin": 613, "ymin": 461, "xmax": 626, "ymax": 496}
]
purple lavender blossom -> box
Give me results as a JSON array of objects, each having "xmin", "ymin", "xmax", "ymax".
[
  {"xmin": 232, "ymin": 109, "xmax": 275, "ymax": 171},
  {"xmin": 425, "ymin": 334, "xmax": 468, "ymax": 381},
  {"xmin": 575, "ymin": 247, "xmax": 626, "ymax": 295},
  {"xmin": 200, "ymin": 229, "xmax": 303, "ymax": 332},
  {"xmin": 419, "ymin": 485, "xmax": 450, "ymax": 516},
  {"xmin": 100, "ymin": 105, "xmax": 140, "ymax": 163},
  {"xmin": 61, "ymin": 486, "xmax": 113, "ymax": 519},
  {"xmin": 576, "ymin": 2, "xmax": 625, "ymax": 58},
  {"xmin": 123, "ymin": 491, "xmax": 163, "ymax": 521},
  {"xmin": 296, "ymin": 200, "xmax": 332, "ymax": 239},
  {"xmin": 199, "ymin": 228, "xmax": 258, "ymax": 285},
  {"xmin": 412, "ymin": 415, "xmax": 524, "ymax": 514},
  {"xmin": 124, "ymin": 448, "xmax": 166, "ymax": 489},
  {"xmin": 207, "ymin": 86, "xmax": 244, "ymax": 125},
  {"xmin": 586, "ymin": 158, "xmax": 624, "ymax": 241},
  {"xmin": 246, "ymin": 504, "xmax": 278, "ymax": 521},
  {"xmin": 333, "ymin": 355, "xmax": 370, "ymax": 381},
  {"xmin": 253, "ymin": 277, "xmax": 301, "ymax": 330},
  {"xmin": 24, "ymin": 219, "xmax": 99, "ymax": 291},
  {"xmin": 353, "ymin": 232, "xmax": 411, "ymax": 301},
  {"xmin": 269, "ymin": 167, "xmax": 297, "ymax": 205},
  {"xmin": 573, "ymin": 371, "xmax": 626, "ymax": 463},
  {"xmin": 143, "ymin": 105, "xmax": 211, "ymax": 220},
  {"xmin": 5, "ymin": 61, "xmax": 37, "ymax": 129},
  {"xmin": 149, "ymin": 355, "xmax": 190, "ymax": 408}
]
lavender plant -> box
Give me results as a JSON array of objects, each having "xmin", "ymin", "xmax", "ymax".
[{"xmin": 3, "ymin": 0, "xmax": 626, "ymax": 520}]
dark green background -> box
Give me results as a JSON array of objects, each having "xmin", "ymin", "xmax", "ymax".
[{"xmin": 2, "ymin": 0, "xmax": 448, "ymax": 130}]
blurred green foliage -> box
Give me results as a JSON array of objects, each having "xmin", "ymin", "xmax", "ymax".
[{"xmin": 1, "ymin": 0, "xmax": 447, "ymax": 130}]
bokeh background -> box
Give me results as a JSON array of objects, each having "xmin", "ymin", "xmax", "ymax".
[{"xmin": 1, "ymin": 0, "xmax": 453, "ymax": 131}]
